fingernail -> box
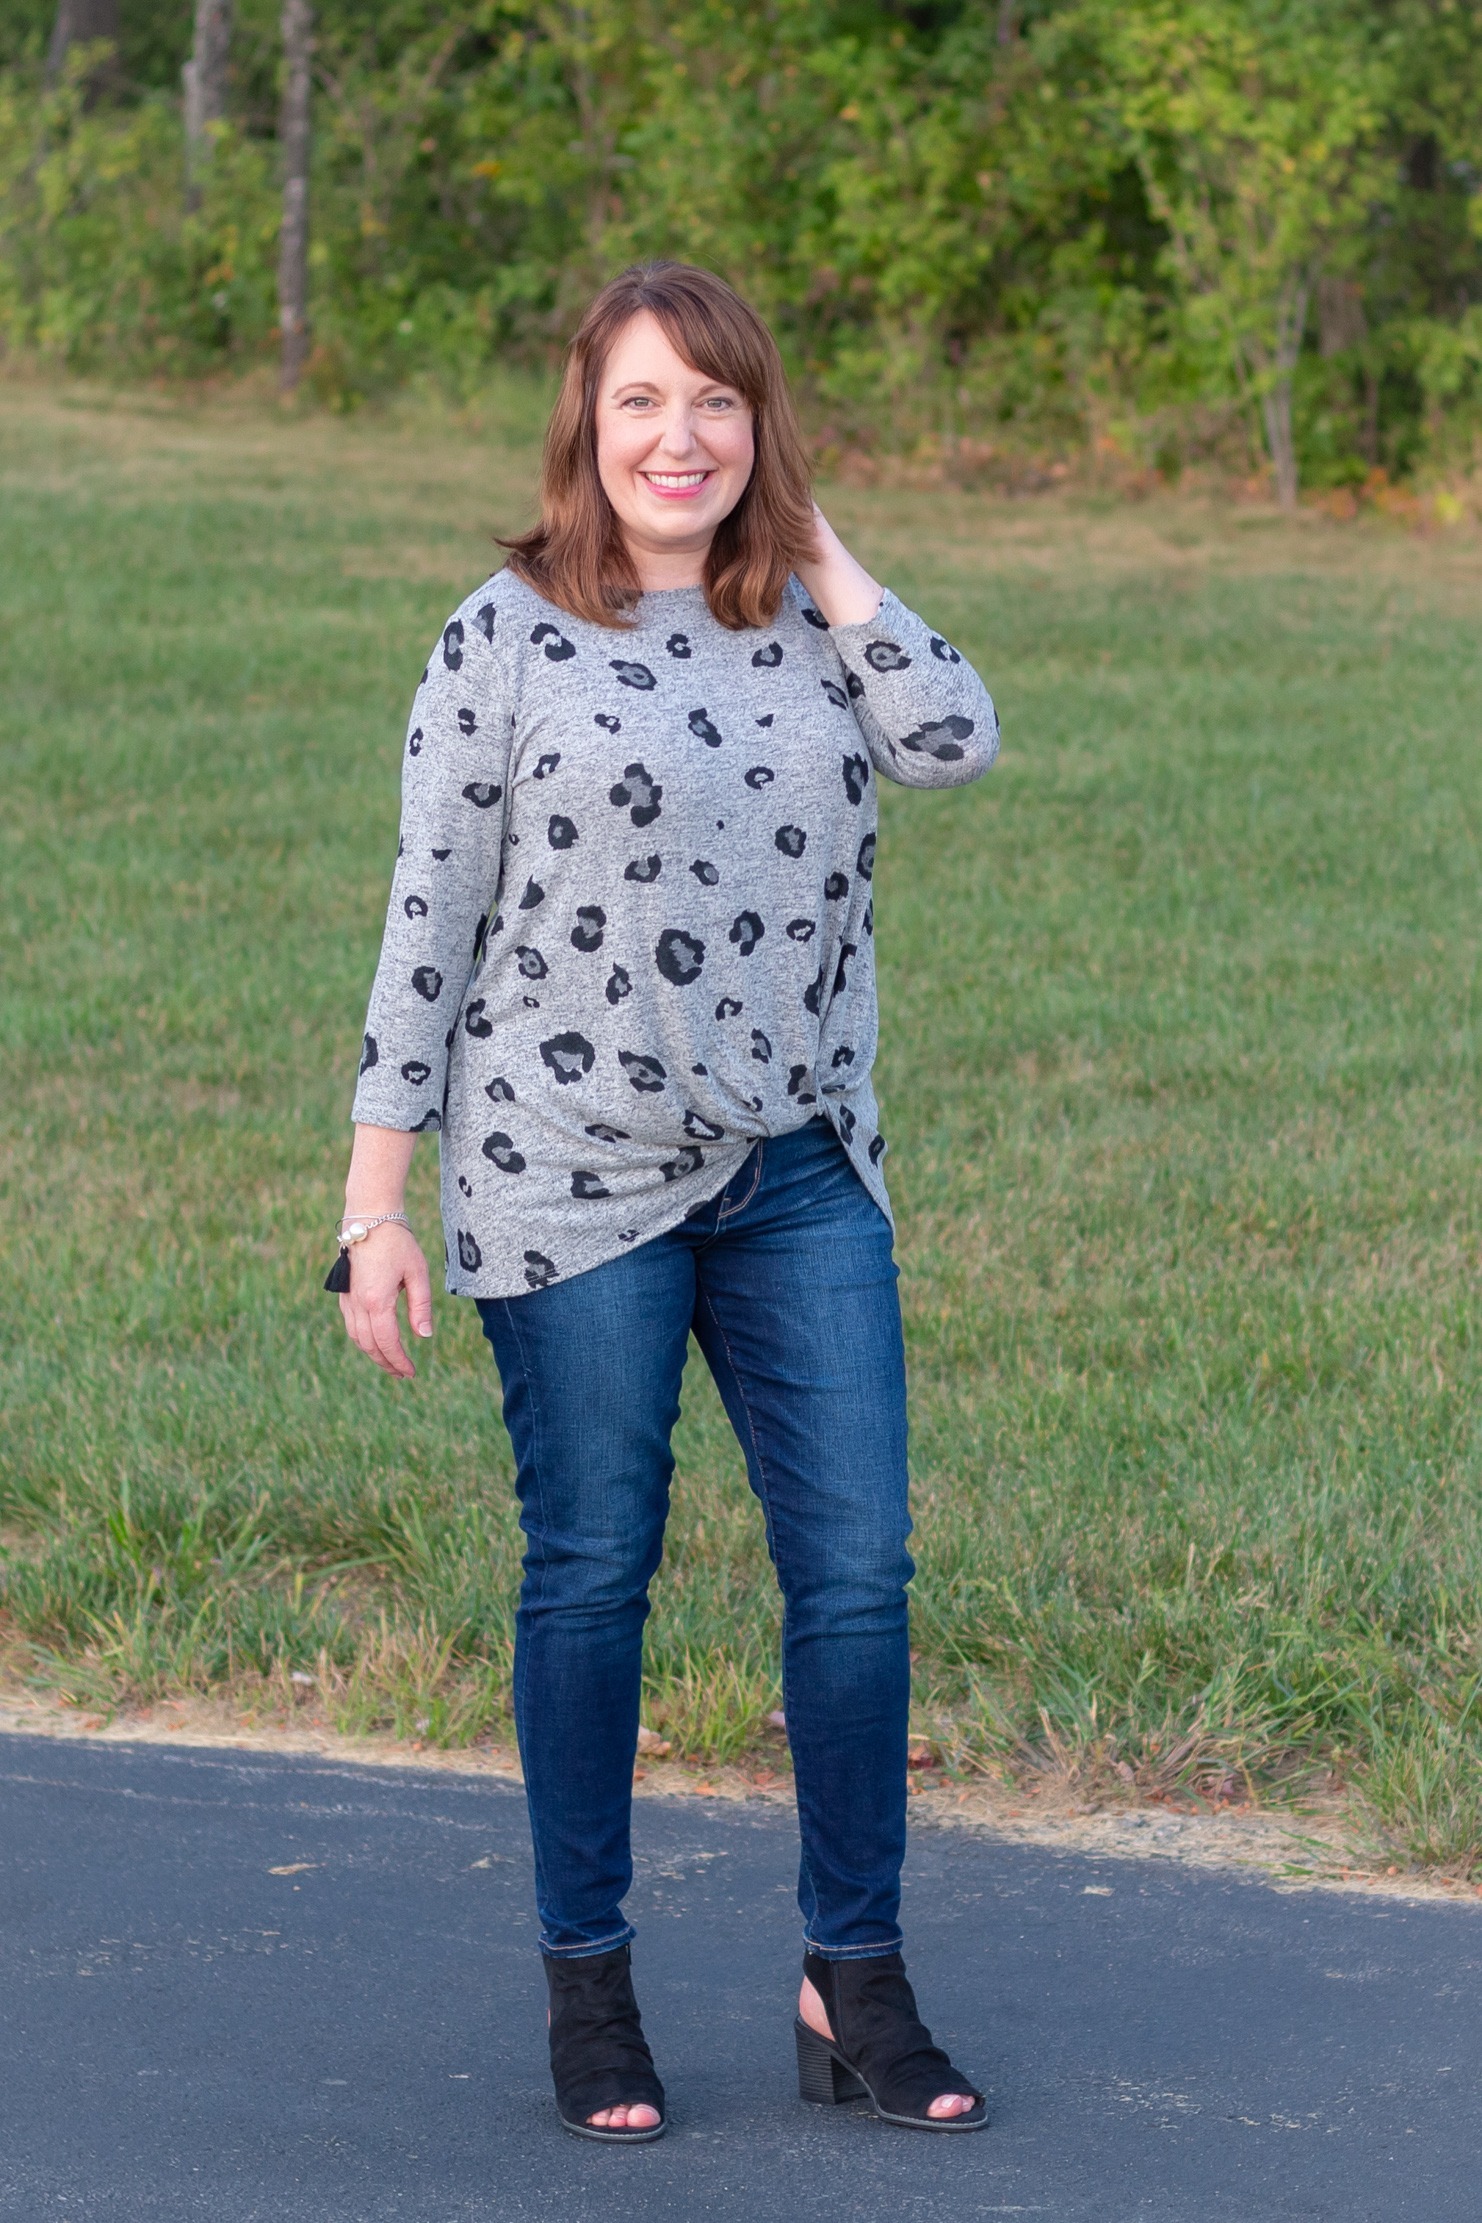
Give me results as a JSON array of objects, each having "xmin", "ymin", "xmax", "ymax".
[{"xmin": 417, "ymin": 1325, "xmax": 433, "ymax": 1338}]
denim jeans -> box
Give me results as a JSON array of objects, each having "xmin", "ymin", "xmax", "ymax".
[{"xmin": 475, "ymin": 1115, "xmax": 913, "ymax": 1963}]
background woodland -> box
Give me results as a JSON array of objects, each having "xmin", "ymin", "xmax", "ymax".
[{"xmin": 2, "ymin": 0, "xmax": 1481, "ymax": 502}]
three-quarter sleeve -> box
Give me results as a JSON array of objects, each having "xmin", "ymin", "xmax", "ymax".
[
  {"xmin": 350, "ymin": 593, "xmax": 519, "ymax": 1133},
  {"xmin": 829, "ymin": 588, "xmax": 999, "ymax": 789}
]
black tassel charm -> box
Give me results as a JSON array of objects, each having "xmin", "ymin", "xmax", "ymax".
[{"xmin": 323, "ymin": 1247, "xmax": 352, "ymax": 1294}]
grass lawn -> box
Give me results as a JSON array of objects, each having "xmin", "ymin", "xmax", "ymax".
[{"xmin": 3, "ymin": 381, "xmax": 1480, "ymax": 1870}]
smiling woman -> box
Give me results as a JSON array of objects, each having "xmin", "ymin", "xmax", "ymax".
[{"xmin": 332, "ymin": 261, "xmax": 998, "ymax": 2144}]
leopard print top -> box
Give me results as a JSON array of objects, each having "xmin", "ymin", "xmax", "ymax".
[{"xmin": 351, "ymin": 570, "xmax": 997, "ymax": 1296}]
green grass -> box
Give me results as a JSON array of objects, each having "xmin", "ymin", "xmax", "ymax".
[{"xmin": 3, "ymin": 383, "xmax": 1482, "ymax": 1869}]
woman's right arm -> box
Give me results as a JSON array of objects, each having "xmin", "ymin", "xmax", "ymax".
[{"xmin": 339, "ymin": 585, "xmax": 519, "ymax": 1376}]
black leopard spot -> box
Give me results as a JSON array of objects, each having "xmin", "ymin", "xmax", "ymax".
[
  {"xmin": 605, "ymin": 963, "xmax": 632, "ymax": 1006},
  {"xmin": 665, "ymin": 632, "xmax": 691, "ymax": 659},
  {"xmin": 359, "ymin": 1033, "xmax": 378, "ymax": 1074},
  {"xmin": 786, "ymin": 918, "xmax": 815, "ymax": 943},
  {"xmin": 411, "ymin": 965, "xmax": 443, "ymax": 1002},
  {"xmin": 457, "ymin": 707, "xmax": 477, "ymax": 737},
  {"xmin": 408, "ymin": 726, "xmax": 423, "ymax": 756},
  {"xmin": 515, "ymin": 945, "xmax": 548, "ymax": 981},
  {"xmin": 655, "ymin": 927, "xmax": 705, "ymax": 985},
  {"xmin": 683, "ymin": 1108, "xmax": 726, "ymax": 1140},
  {"xmin": 690, "ymin": 859, "xmax": 719, "ymax": 886},
  {"xmin": 462, "ymin": 780, "xmax": 501, "ymax": 808},
  {"xmin": 431, "ymin": 847, "xmax": 451, "ymax": 861},
  {"xmin": 457, "ymin": 1228, "xmax": 481, "ymax": 1271},
  {"xmin": 410, "ymin": 1109, "xmax": 441, "ymax": 1132},
  {"xmin": 688, "ymin": 707, "xmax": 723, "ymax": 748},
  {"xmin": 802, "ymin": 605, "xmax": 829, "ymax": 629},
  {"xmin": 465, "ymin": 999, "xmax": 492, "ymax": 1038},
  {"xmin": 571, "ymin": 904, "xmax": 606, "ymax": 953},
  {"xmin": 845, "ymin": 670, "xmax": 865, "ymax": 699},
  {"xmin": 619, "ymin": 1050, "xmax": 666, "ymax": 1092},
  {"xmin": 586, "ymin": 1121, "xmax": 630, "ymax": 1144},
  {"xmin": 744, "ymin": 765, "xmax": 775, "ymax": 789},
  {"xmin": 842, "ymin": 753, "xmax": 869, "ymax": 805},
  {"xmin": 442, "ymin": 619, "xmax": 465, "ymax": 670},
  {"xmin": 531, "ymin": 622, "xmax": 576, "ymax": 661},
  {"xmin": 897, "ymin": 713, "xmax": 974, "ymax": 761},
  {"xmin": 403, "ymin": 893, "xmax": 428, "ymax": 920},
  {"xmin": 756, "ymin": 713, "xmax": 774, "ymax": 728},
  {"xmin": 401, "ymin": 1059, "xmax": 431, "ymax": 1085},
  {"xmin": 750, "ymin": 1029, "xmax": 771, "ymax": 1063},
  {"xmin": 532, "ymin": 751, "xmax": 561, "ymax": 780},
  {"xmin": 930, "ymin": 634, "xmax": 961, "ymax": 664},
  {"xmin": 571, "ymin": 1170, "xmax": 611, "ymax": 1200},
  {"xmin": 831, "ymin": 1045, "xmax": 856, "ymax": 1069},
  {"xmin": 825, "ymin": 871, "xmax": 849, "ymax": 901},
  {"xmin": 523, "ymin": 1249, "xmax": 558, "ymax": 1288},
  {"xmin": 484, "ymin": 1075, "xmax": 514, "ymax": 1102},
  {"xmin": 837, "ymin": 1104, "xmax": 857, "ymax": 1141},
  {"xmin": 834, "ymin": 942, "xmax": 857, "ymax": 994},
  {"xmin": 610, "ymin": 659, "xmax": 656, "ymax": 690},
  {"xmin": 864, "ymin": 639, "xmax": 911, "ymax": 673},
  {"xmin": 609, "ymin": 762, "xmax": 662, "ymax": 826},
  {"xmin": 786, "ymin": 1064, "xmax": 816, "ymax": 1104},
  {"xmin": 482, "ymin": 1131, "xmax": 527, "ymax": 1174},
  {"xmin": 475, "ymin": 601, "xmax": 496, "ymax": 642},
  {"xmin": 820, "ymin": 678, "xmax": 848, "ymax": 709},
  {"xmin": 595, "ymin": 713, "xmax": 621, "ymax": 732},
  {"xmin": 519, "ymin": 877, "xmax": 544, "ymax": 910},
  {"xmin": 751, "ymin": 641, "xmax": 783, "ymax": 668},
  {"xmin": 692, "ymin": 1063, "xmax": 707, "ymax": 1075},
  {"xmin": 803, "ymin": 963, "xmax": 827, "ymax": 1015},
  {"xmin": 715, "ymin": 996, "xmax": 742, "ymax": 1020},
  {"xmin": 857, "ymin": 833, "xmax": 876, "ymax": 879},
  {"xmin": 548, "ymin": 815, "xmax": 578, "ymax": 849},
  {"xmin": 869, "ymin": 1131, "xmax": 887, "ymax": 1164},
  {"xmin": 863, "ymin": 899, "xmax": 874, "ymax": 937},
  {"xmin": 540, "ymin": 1030, "xmax": 596, "ymax": 1084},
  {"xmin": 624, "ymin": 853, "xmax": 661, "ymax": 882},
  {"xmin": 774, "ymin": 825, "xmax": 806, "ymax": 859},
  {"xmin": 458, "ymin": 1175, "xmax": 472, "ymax": 1197},
  {"xmin": 729, "ymin": 910, "xmax": 765, "ymax": 954},
  {"xmin": 660, "ymin": 1145, "xmax": 704, "ymax": 1182}
]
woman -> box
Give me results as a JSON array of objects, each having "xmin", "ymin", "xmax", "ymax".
[{"xmin": 334, "ymin": 262, "xmax": 998, "ymax": 2141}]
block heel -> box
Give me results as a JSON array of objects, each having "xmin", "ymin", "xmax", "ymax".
[{"xmin": 795, "ymin": 2018, "xmax": 867, "ymax": 2105}]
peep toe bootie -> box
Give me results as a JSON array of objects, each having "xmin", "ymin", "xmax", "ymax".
[
  {"xmin": 544, "ymin": 1944, "xmax": 666, "ymax": 2142},
  {"xmin": 795, "ymin": 1950, "xmax": 988, "ymax": 2133}
]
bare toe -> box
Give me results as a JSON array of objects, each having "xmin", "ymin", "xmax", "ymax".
[{"xmin": 927, "ymin": 2092, "xmax": 974, "ymax": 2119}]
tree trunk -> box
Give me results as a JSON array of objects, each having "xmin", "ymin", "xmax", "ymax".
[
  {"xmin": 277, "ymin": 0, "xmax": 313, "ymax": 395},
  {"xmin": 184, "ymin": 0, "xmax": 233, "ymax": 206},
  {"xmin": 46, "ymin": 0, "xmax": 121, "ymax": 101},
  {"xmin": 996, "ymin": 0, "xmax": 1017, "ymax": 45},
  {"xmin": 1258, "ymin": 272, "xmax": 1311, "ymax": 511}
]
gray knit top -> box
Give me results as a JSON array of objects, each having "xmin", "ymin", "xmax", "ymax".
[{"xmin": 351, "ymin": 568, "xmax": 997, "ymax": 1297}]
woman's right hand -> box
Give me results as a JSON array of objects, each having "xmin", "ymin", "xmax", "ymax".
[{"xmin": 339, "ymin": 1224, "xmax": 434, "ymax": 1379}]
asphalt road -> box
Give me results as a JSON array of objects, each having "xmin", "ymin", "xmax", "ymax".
[{"xmin": 1, "ymin": 1734, "xmax": 1479, "ymax": 2223}]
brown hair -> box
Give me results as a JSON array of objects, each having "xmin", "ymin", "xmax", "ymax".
[{"xmin": 502, "ymin": 262, "xmax": 815, "ymax": 631}]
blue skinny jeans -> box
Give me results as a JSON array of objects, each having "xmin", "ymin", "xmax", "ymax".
[{"xmin": 476, "ymin": 1115, "xmax": 913, "ymax": 1963}]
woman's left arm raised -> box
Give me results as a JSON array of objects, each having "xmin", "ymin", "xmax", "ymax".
[{"xmin": 795, "ymin": 504, "xmax": 999, "ymax": 790}]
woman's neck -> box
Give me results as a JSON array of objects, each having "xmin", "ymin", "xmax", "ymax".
[{"xmin": 622, "ymin": 534, "xmax": 711, "ymax": 594}]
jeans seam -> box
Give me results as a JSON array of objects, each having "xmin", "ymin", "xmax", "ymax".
[
  {"xmin": 501, "ymin": 1296, "xmax": 545, "ymax": 1761},
  {"xmin": 715, "ymin": 1139, "xmax": 764, "ymax": 1223},
  {"xmin": 800, "ymin": 1936, "xmax": 905, "ymax": 1961},
  {"xmin": 540, "ymin": 1924, "xmax": 636, "ymax": 1960}
]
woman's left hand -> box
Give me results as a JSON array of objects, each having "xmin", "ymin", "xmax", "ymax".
[{"xmin": 793, "ymin": 503, "xmax": 885, "ymax": 628}]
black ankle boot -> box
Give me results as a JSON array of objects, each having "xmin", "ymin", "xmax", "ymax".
[
  {"xmin": 795, "ymin": 1950, "xmax": 987, "ymax": 2132},
  {"xmin": 544, "ymin": 1944, "xmax": 666, "ymax": 2142}
]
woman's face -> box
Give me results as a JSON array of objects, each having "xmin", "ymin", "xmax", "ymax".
[{"xmin": 594, "ymin": 310, "xmax": 755, "ymax": 567}]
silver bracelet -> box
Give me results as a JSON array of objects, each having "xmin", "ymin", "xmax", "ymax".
[{"xmin": 336, "ymin": 1210, "xmax": 410, "ymax": 1245}]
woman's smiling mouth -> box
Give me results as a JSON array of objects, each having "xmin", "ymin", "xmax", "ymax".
[{"xmin": 641, "ymin": 470, "xmax": 714, "ymax": 497}]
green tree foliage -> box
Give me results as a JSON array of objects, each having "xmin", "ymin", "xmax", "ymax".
[{"xmin": 0, "ymin": 0, "xmax": 1477, "ymax": 491}]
